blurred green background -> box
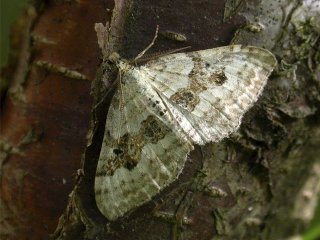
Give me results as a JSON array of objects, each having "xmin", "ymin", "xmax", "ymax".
[
  {"xmin": 0, "ymin": 0, "xmax": 29, "ymax": 68},
  {"xmin": 0, "ymin": 1, "xmax": 319, "ymax": 240},
  {"xmin": 304, "ymin": 205, "xmax": 320, "ymax": 240}
]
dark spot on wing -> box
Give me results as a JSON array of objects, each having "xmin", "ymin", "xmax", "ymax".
[
  {"xmin": 113, "ymin": 149, "xmax": 123, "ymax": 155},
  {"xmin": 141, "ymin": 115, "xmax": 170, "ymax": 144},
  {"xmin": 170, "ymin": 89, "xmax": 200, "ymax": 112},
  {"xmin": 125, "ymin": 161, "xmax": 136, "ymax": 170},
  {"xmin": 208, "ymin": 70, "xmax": 228, "ymax": 85}
]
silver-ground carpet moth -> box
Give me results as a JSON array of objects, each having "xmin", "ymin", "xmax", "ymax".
[{"xmin": 94, "ymin": 28, "xmax": 276, "ymax": 220}]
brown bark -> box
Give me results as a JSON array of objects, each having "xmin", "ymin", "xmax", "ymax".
[
  {"xmin": 0, "ymin": 1, "xmax": 112, "ymax": 239},
  {"xmin": 1, "ymin": 0, "xmax": 319, "ymax": 240}
]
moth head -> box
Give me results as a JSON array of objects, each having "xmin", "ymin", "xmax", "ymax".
[
  {"xmin": 108, "ymin": 52, "xmax": 121, "ymax": 63},
  {"xmin": 108, "ymin": 52, "xmax": 131, "ymax": 71}
]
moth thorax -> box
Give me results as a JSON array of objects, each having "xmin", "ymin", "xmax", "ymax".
[
  {"xmin": 117, "ymin": 60, "xmax": 131, "ymax": 71},
  {"xmin": 108, "ymin": 52, "xmax": 131, "ymax": 71}
]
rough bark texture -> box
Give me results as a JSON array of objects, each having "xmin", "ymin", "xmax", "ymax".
[
  {"xmin": 0, "ymin": 1, "xmax": 112, "ymax": 239},
  {"xmin": 1, "ymin": 0, "xmax": 319, "ymax": 240}
]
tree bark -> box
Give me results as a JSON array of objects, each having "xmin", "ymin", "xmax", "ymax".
[{"xmin": 1, "ymin": 0, "xmax": 319, "ymax": 240}]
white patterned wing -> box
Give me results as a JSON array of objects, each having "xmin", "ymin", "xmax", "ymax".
[
  {"xmin": 141, "ymin": 45, "xmax": 277, "ymax": 144},
  {"xmin": 95, "ymin": 68, "xmax": 193, "ymax": 220}
]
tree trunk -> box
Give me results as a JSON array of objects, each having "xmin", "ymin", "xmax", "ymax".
[{"xmin": 1, "ymin": 0, "xmax": 319, "ymax": 240}]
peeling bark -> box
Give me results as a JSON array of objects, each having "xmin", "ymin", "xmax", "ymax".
[{"xmin": 1, "ymin": 0, "xmax": 319, "ymax": 240}]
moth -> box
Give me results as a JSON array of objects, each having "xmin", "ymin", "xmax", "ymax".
[{"xmin": 94, "ymin": 30, "xmax": 276, "ymax": 220}]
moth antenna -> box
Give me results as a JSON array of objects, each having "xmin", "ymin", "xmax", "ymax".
[
  {"xmin": 132, "ymin": 46, "xmax": 191, "ymax": 64},
  {"xmin": 134, "ymin": 25, "xmax": 159, "ymax": 61}
]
